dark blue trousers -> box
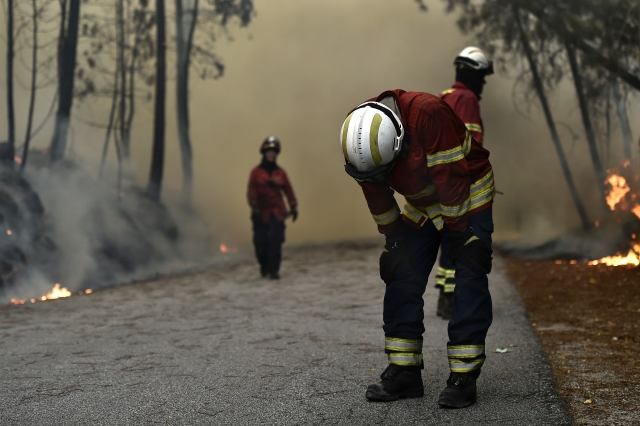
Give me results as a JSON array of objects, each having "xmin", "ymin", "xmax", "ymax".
[
  {"xmin": 252, "ymin": 214, "xmax": 285, "ymax": 276},
  {"xmin": 383, "ymin": 206, "xmax": 493, "ymax": 376}
]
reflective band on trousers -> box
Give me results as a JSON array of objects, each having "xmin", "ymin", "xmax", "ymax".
[
  {"xmin": 436, "ymin": 266, "xmax": 456, "ymax": 292},
  {"xmin": 388, "ymin": 352, "xmax": 423, "ymax": 367},
  {"xmin": 372, "ymin": 205, "xmax": 401, "ymax": 226},
  {"xmin": 385, "ymin": 337, "xmax": 423, "ymax": 353},
  {"xmin": 437, "ymin": 266, "xmax": 456, "ymax": 278},
  {"xmin": 448, "ymin": 345, "xmax": 485, "ymax": 358},
  {"xmin": 448, "ymin": 345, "xmax": 485, "ymax": 373}
]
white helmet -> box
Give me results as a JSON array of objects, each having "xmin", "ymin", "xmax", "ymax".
[
  {"xmin": 340, "ymin": 102, "xmax": 404, "ymax": 183},
  {"xmin": 454, "ymin": 46, "xmax": 494, "ymax": 74}
]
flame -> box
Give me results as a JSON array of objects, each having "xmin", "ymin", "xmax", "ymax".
[
  {"xmin": 633, "ymin": 205, "xmax": 640, "ymax": 220},
  {"xmin": 219, "ymin": 243, "xmax": 237, "ymax": 254},
  {"xmin": 588, "ymin": 244, "xmax": 640, "ymax": 266},
  {"xmin": 605, "ymin": 174, "xmax": 630, "ymax": 210},
  {"xmin": 40, "ymin": 283, "xmax": 71, "ymax": 301},
  {"xmin": 10, "ymin": 284, "xmax": 93, "ymax": 305}
]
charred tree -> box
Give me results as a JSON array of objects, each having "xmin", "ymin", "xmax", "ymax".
[
  {"xmin": 22, "ymin": 0, "xmax": 39, "ymax": 171},
  {"xmin": 147, "ymin": 0, "xmax": 167, "ymax": 202},
  {"xmin": 5, "ymin": 0, "xmax": 16, "ymax": 162},
  {"xmin": 611, "ymin": 80, "xmax": 633, "ymax": 160},
  {"xmin": 175, "ymin": 0, "xmax": 199, "ymax": 202},
  {"xmin": 513, "ymin": 5, "xmax": 591, "ymax": 231},
  {"xmin": 50, "ymin": 0, "xmax": 81, "ymax": 163},
  {"xmin": 565, "ymin": 42, "xmax": 608, "ymax": 209}
]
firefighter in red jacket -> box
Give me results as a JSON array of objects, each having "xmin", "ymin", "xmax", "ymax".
[
  {"xmin": 435, "ymin": 47, "xmax": 494, "ymax": 320},
  {"xmin": 247, "ymin": 136, "xmax": 298, "ymax": 279},
  {"xmin": 341, "ymin": 90, "xmax": 494, "ymax": 408}
]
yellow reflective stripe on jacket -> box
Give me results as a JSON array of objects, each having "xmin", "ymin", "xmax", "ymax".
[
  {"xmin": 440, "ymin": 89, "xmax": 456, "ymax": 96},
  {"xmin": 405, "ymin": 184, "xmax": 436, "ymax": 200},
  {"xmin": 403, "ymin": 202, "xmax": 427, "ymax": 224},
  {"xmin": 465, "ymin": 123, "xmax": 483, "ymax": 134},
  {"xmin": 372, "ymin": 205, "xmax": 401, "ymax": 226},
  {"xmin": 462, "ymin": 131, "xmax": 473, "ymax": 155},
  {"xmin": 385, "ymin": 337, "xmax": 423, "ymax": 353},
  {"xmin": 426, "ymin": 146, "xmax": 465, "ymax": 167},
  {"xmin": 447, "ymin": 345, "xmax": 485, "ymax": 358},
  {"xmin": 440, "ymin": 197, "xmax": 471, "ymax": 218},
  {"xmin": 388, "ymin": 352, "xmax": 423, "ymax": 367},
  {"xmin": 470, "ymin": 170, "xmax": 495, "ymax": 210}
]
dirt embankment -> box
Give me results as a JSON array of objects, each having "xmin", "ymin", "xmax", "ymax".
[{"xmin": 505, "ymin": 258, "xmax": 640, "ymax": 425}]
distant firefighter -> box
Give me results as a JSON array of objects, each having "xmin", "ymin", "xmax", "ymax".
[
  {"xmin": 247, "ymin": 136, "xmax": 298, "ymax": 280},
  {"xmin": 340, "ymin": 90, "xmax": 494, "ymax": 408},
  {"xmin": 436, "ymin": 46, "xmax": 494, "ymax": 320}
]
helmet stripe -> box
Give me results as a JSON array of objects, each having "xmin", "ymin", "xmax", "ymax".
[
  {"xmin": 369, "ymin": 113, "xmax": 383, "ymax": 165},
  {"xmin": 341, "ymin": 112, "xmax": 354, "ymax": 161}
]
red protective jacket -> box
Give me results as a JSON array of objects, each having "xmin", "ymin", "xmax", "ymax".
[
  {"xmin": 440, "ymin": 81, "xmax": 484, "ymax": 145},
  {"xmin": 356, "ymin": 89, "xmax": 494, "ymax": 234},
  {"xmin": 247, "ymin": 164, "xmax": 297, "ymax": 223}
]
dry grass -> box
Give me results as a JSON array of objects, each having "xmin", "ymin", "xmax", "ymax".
[{"xmin": 505, "ymin": 258, "xmax": 640, "ymax": 425}]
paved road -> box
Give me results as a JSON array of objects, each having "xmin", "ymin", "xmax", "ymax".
[{"xmin": 0, "ymin": 241, "xmax": 571, "ymax": 425}]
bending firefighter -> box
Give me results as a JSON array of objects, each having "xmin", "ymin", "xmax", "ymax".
[
  {"xmin": 436, "ymin": 47, "xmax": 494, "ymax": 320},
  {"xmin": 247, "ymin": 136, "xmax": 298, "ymax": 279},
  {"xmin": 340, "ymin": 90, "xmax": 495, "ymax": 408}
]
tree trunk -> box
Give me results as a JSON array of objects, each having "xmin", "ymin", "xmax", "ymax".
[
  {"xmin": 49, "ymin": 0, "xmax": 81, "ymax": 163},
  {"xmin": 21, "ymin": 0, "xmax": 38, "ymax": 171},
  {"xmin": 117, "ymin": 0, "xmax": 128, "ymax": 161},
  {"xmin": 6, "ymin": 0, "xmax": 16, "ymax": 162},
  {"xmin": 565, "ymin": 42, "xmax": 608, "ymax": 209},
  {"xmin": 99, "ymin": 65, "xmax": 120, "ymax": 179},
  {"xmin": 611, "ymin": 79, "xmax": 633, "ymax": 161},
  {"xmin": 513, "ymin": 5, "xmax": 591, "ymax": 230},
  {"xmin": 175, "ymin": 0, "xmax": 198, "ymax": 202},
  {"xmin": 147, "ymin": 0, "xmax": 167, "ymax": 202}
]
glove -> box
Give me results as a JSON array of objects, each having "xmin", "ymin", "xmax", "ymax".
[
  {"xmin": 289, "ymin": 206, "xmax": 298, "ymax": 222},
  {"xmin": 250, "ymin": 206, "xmax": 261, "ymax": 223},
  {"xmin": 379, "ymin": 220, "xmax": 413, "ymax": 284},
  {"xmin": 446, "ymin": 226, "xmax": 492, "ymax": 274}
]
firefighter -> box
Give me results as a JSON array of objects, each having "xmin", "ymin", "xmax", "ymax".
[
  {"xmin": 340, "ymin": 91, "xmax": 494, "ymax": 408},
  {"xmin": 247, "ymin": 136, "xmax": 298, "ymax": 279},
  {"xmin": 436, "ymin": 47, "xmax": 494, "ymax": 320}
]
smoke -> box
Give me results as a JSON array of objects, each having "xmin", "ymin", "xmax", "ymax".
[
  {"xmin": 0, "ymin": 153, "xmax": 214, "ymax": 304},
  {"xmin": 1, "ymin": 0, "xmax": 639, "ymax": 277}
]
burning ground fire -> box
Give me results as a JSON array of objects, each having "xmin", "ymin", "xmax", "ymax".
[
  {"xmin": 585, "ymin": 164, "xmax": 640, "ymax": 267},
  {"xmin": 10, "ymin": 284, "xmax": 92, "ymax": 305}
]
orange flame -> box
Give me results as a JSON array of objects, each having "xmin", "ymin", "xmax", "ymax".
[
  {"xmin": 10, "ymin": 284, "xmax": 93, "ymax": 305},
  {"xmin": 588, "ymin": 244, "xmax": 640, "ymax": 266},
  {"xmin": 633, "ymin": 205, "xmax": 640, "ymax": 220},
  {"xmin": 219, "ymin": 243, "xmax": 237, "ymax": 254},
  {"xmin": 605, "ymin": 174, "xmax": 630, "ymax": 210}
]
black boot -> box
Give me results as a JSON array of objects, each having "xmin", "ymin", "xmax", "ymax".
[
  {"xmin": 365, "ymin": 365, "xmax": 424, "ymax": 401},
  {"xmin": 439, "ymin": 291, "xmax": 453, "ymax": 320},
  {"xmin": 438, "ymin": 372, "xmax": 477, "ymax": 408}
]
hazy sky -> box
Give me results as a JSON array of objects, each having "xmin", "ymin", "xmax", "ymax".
[{"xmin": 2, "ymin": 0, "xmax": 639, "ymax": 250}]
